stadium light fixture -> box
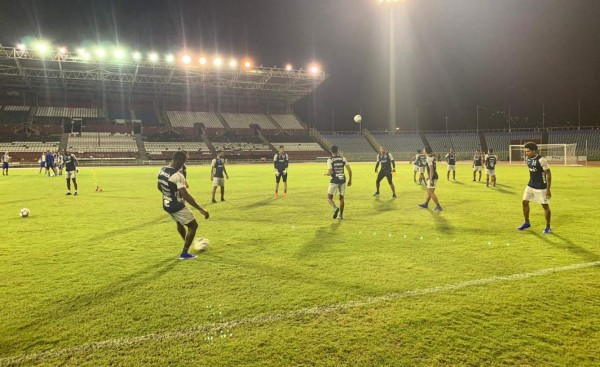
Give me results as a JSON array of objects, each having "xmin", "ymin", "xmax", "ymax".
[
  {"xmin": 95, "ymin": 48, "xmax": 106, "ymax": 58},
  {"xmin": 214, "ymin": 57, "xmax": 223, "ymax": 67},
  {"xmin": 149, "ymin": 52, "xmax": 159, "ymax": 62},
  {"xmin": 35, "ymin": 42, "xmax": 49, "ymax": 55},
  {"xmin": 182, "ymin": 55, "xmax": 192, "ymax": 64},
  {"xmin": 309, "ymin": 65, "xmax": 319, "ymax": 74},
  {"xmin": 132, "ymin": 52, "xmax": 142, "ymax": 61},
  {"xmin": 242, "ymin": 58, "xmax": 254, "ymax": 70},
  {"xmin": 199, "ymin": 56, "xmax": 207, "ymax": 65},
  {"xmin": 285, "ymin": 64, "xmax": 293, "ymax": 71},
  {"xmin": 166, "ymin": 54, "xmax": 175, "ymax": 63},
  {"xmin": 16, "ymin": 43, "xmax": 26, "ymax": 51},
  {"xmin": 58, "ymin": 47, "xmax": 67, "ymax": 54},
  {"xmin": 113, "ymin": 48, "xmax": 125, "ymax": 59},
  {"xmin": 229, "ymin": 59, "xmax": 237, "ymax": 68}
]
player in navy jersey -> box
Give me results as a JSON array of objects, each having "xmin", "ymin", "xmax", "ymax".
[
  {"xmin": 325, "ymin": 146, "xmax": 352, "ymax": 220},
  {"xmin": 445, "ymin": 148, "xmax": 457, "ymax": 181},
  {"xmin": 485, "ymin": 149, "xmax": 497, "ymax": 188},
  {"xmin": 211, "ymin": 150, "xmax": 229, "ymax": 203},
  {"xmin": 518, "ymin": 142, "xmax": 552, "ymax": 234},
  {"xmin": 45, "ymin": 151, "xmax": 57, "ymax": 177},
  {"xmin": 63, "ymin": 149, "xmax": 79, "ymax": 195},
  {"xmin": 273, "ymin": 145, "xmax": 289, "ymax": 197},
  {"xmin": 373, "ymin": 146, "xmax": 396, "ymax": 199},
  {"xmin": 2, "ymin": 151, "xmax": 10, "ymax": 176},
  {"xmin": 418, "ymin": 147, "xmax": 442, "ymax": 212},
  {"xmin": 472, "ymin": 149, "xmax": 483, "ymax": 182},
  {"xmin": 158, "ymin": 151, "xmax": 210, "ymax": 260}
]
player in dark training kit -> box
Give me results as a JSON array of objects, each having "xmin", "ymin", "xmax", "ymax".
[
  {"xmin": 445, "ymin": 149, "xmax": 457, "ymax": 181},
  {"xmin": 2, "ymin": 151, "xmax": 10, "ymax": 176},
  {"xmin": 325, "ymin": 146, "xmax": 352, "ymax": 220},
  {"xmin": 158, "ymin": 151, "xmax": 210, "ymax": 260},
  {"xmin": 373, "ymin": 146, "xmax": 396, "ymax": 199},
  {"xmin": 518, "ymin": 142, "xmax": 552, "ymax": 234},
  {"xmin": 63, "ymin": 149, "xmax": 79, "ymax": 195},
  {"xmin": 472, "ymin": 149, "xmax": 483, "ymax": 182},
  {"xmin": 273, "ymin": 145, "xmax": 289, "ymax": 197},
  {"xmin": 485, "ymin": 149, "xmax": 497, "ymax": 188},
  {"xmin": 418, "ymin": 147, "xmax": 442, "ymax": 212},
  {"xmin": 211, "ymin": 150, "xmax": 229, "ymax": 203}
]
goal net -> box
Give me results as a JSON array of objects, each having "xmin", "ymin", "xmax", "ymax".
[{"xmin": 509, "ymin": 144, "xmax": 578, "ymax": 166}]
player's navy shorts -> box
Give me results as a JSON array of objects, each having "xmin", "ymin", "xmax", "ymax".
[
  {"xmin": 2, "ymin": 162, "xmax": 8, "ymax": 169},
  {"xmin": 40, "ymin": 161, "xmax": 45, "ymax": 168},
  {"xmin": 275, "ymin": 170, "xmax": 287, "ymax": 183},
  {"xmin": 46, "ymin": 162, "xmax": 54, "ymax": 169},
  {"xmin": 376, "ymin": 171, "xmax": 393, "ymax": 185}
]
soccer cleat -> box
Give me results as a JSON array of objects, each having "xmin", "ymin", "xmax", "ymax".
[
  {"xmin": 74, "ymin": 192, "xmax": 78, "ymax": 196},
  {"xmin": 373, "ymin": 192, "xmax": 379, "ymax": 197},
  {"xmin": 211, "ymin": 199, "xmax": 217, "ymax": 203},
  {"xmin": 274, "ymin": 193, "xmax": 279, "ymax": 197},
  {"xmin": 179, "ymin": 252, "xmax": 197, "ymax": 260},
  {"xmin": 517, "ymin": 223, "xmax": 531, "ymax": 231},
  {"xmin": 392, "ymin": 195, "xmax": 397, "ymax": 199},
  {"xmin": 221, "ymin": 198, "xmax": 225, "ymax": 202},
  {"xmin": 66, "ymin": 192, "xmax": 72, "ymax": 195},
  {"xmin": 434, "ymin": 206, "xmax": 443, "ymax": 212},
  {"xmin": 418, "ymin": 203, "xmax": 428, "ymax": 209},
  {"xmin": 338, "ymin": 215, "xmax": 344, "ymax": 220},
  {"xmin": 543, "ymin": 227, "xmax": 552, "ymax": 234},
  {"xmin": 333, "ymin": 207, "xmax": 340, "ymax": 219},
  {"xmin": 283, "ymin": 193, "xmax": 288, "ymax": 197}
]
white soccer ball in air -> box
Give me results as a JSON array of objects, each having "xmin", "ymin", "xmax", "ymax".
[
  {"xmin": 20, "ymin": 208, "xmax": 30, "ymax": 218},
  {"xmin": 354, "ymin": 115, "xmax": 362, "ymax": 123},
  {"xmin": 192, "ymin": 238, "xmax": 210, "ymax": 252}
]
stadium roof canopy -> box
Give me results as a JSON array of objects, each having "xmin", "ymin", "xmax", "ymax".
[{"xmin": 0, "ymin": 46, "xmax": 328, "ymax": 104}]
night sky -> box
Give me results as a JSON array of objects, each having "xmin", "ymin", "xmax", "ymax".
[{"xmin": 1, "ymin": 0, "xmax": 599, "ymax": 131}]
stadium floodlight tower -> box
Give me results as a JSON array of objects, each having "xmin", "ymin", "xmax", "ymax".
[{"xmin": 377, "ymin": 0, "xmax": 407, "ymax": 132}]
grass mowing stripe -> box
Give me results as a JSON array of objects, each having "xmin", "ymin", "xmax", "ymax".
[{"xmin": 2, "ymin": 260, "xmax": 597, "ymax": 366}]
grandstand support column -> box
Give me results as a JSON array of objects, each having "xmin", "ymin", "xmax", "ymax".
[
  {"xmin": 309, "ymin": 128, "xmax": 332, "ymax": 153},
  {"xmin": 134, "ymin": 134, "xmax": 148, "ymax": 161},
  {"xmin": 266, "ymin": 115, "xmax": 285, "ymax": 134},
  {"xmin": 201, "ymin": 133, "xmax": 217, "ymax": 155},
  {"xmin": 59, "ymin": 133, "xmax": 70, "ymax": 152},
  {"xmin": 479, "ymin": 131, "xmax": 488, "ymax": 154},
  {"xmin": 256, "ymin": 129, "xmax": 277, "ymax": 153},
  {"xmin": 216, "ymin": 113, "xmax": 231, "ymax": 130},
  {"xmin": 362, "ymin": 129, "xmax": 381, "ymax": 152},
  {"xmin": 419, "ymin": 132, "xmax": 430, "ymax": 151}
]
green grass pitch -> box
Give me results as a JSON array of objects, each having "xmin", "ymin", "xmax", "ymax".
[{"xmin": 0, "ymin": 162, "xmax": 598, "ymax": 366}]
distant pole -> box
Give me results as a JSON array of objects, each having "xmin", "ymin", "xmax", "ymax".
[
  {"xmin": 445, "ymin": 105, "xmax": 448, "ymax": 133},
  {"xmin": 388, "ymin": 7, "xmax": 396, "ymax": 132},
  {"xmin": 508, "ymin": 104, "xmax": 511, "ymax": 132},
  {"xmin": 416, "ymin": 107, "xmax": 419, "ymax": 132},
  {"xmin": 331, "ymin": 108, "xmax": 334, "ymax": 133},
  {"xmin": 476, "ymin": 105, "xmax": 479, "ymax": 132},
  {"xmin": 578, "ymin": 100, "xmax": 581, "ymax": 129},
  {"xmin": 542, "ymin": 102, "xmax": 545, "ymax": 129}
]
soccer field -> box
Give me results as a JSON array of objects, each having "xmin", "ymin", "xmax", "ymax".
[{"xmin": 0, "ymin": 162, "xmax": 598, "ymax": 367}]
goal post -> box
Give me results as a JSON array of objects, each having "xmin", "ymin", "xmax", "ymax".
[{"xmin": 509, "ymin": 144, "xmax": 578, "ymax": 166}]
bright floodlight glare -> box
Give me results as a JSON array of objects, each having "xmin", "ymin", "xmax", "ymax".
[
  {"xmin": 58, "ymin": 47, "xmax": 67, "ymax": 54},
  {"xmin": 377, "ymin": 0, "xmax": 403, "ymax": 3},
  {"xmin": 149, "ymin": 52, "xmax": 159, "ymax": 62},
  {"xmin": 199, "ymin": 57, "xmax": 207, "ymax": 65},
  {"xmin": 229, "ymin": 59, "xmax": 237, "ymax": 68},
  {"xmin": 166, "ymin": 54, "xmax": 175, "ymax": 63},
  {"xmin": 35, "ymin": 42, "xmax": 49, "ymax": 54},
  {"xmin": 16, "ymin": 43, "xmax": 26, "ymax": 50},
  {"xmin": 113, "ymin": 49, "xmax": 125, "ymax": 59},
  {"xmin": 95, "ymin": 48, "xmax": 106, "ymax": 58},
  {"xmin": 214, "ymin": 57, "xmax": 223, "ymax": 66},
  {"xmin": 310, "ymin": 65, "xmax": 319, "ymax": 74},
  {"xmin": 285, "ymin": 64, "xmax": 293, "ymax": 71},
  {"xmin": 182, "ymin": 55, "xmax": 192, "ymax": 64},
  {"xmin": 133, "ymin": 52, "xmax": 142, "ymax": 60},
  {"xmin": 243, "ymin": 59, "xmax": 253, "ymax": 69}
]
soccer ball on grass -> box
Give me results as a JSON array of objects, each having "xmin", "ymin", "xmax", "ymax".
[
  {"xmin": 192, "ymin": 238, "xmax": 210, "ymax": 252},
  {"xmin": 20, "ymin": 208, "xmax": 30, "ymax": 218}
]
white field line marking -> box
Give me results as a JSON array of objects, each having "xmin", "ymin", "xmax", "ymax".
[{"xmin": 1, "ymin": 261, "xmax": 598, "ymax": 366}]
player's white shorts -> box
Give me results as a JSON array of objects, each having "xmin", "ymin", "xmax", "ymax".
[
  {"xmin": 66, "ymin": 170, "xmax": 76, "ymax": 179},
  {"xmin": 169, "ymin": 207, "xmax": 196, "ymax": 225},
  {"xmin": 427, "ymin": 179, "xmax": 438, "ymax": 189},
  {"xmin": 522, "ymin": 186, "xmax": 549, "ymax": 205},
  {"xmin": 213, "ymin": 177, "xmax": 225, "ymax": 187},
  {"xmin": 413, "ymin": 165, "xmax": 418, "ymax": 172},
  {"xmin": 473, "ymin": 166, "xmax": 482, "ymax": 172},
  {"xmin": 447, "ymin": 165, "xmax": 456, "ymax": 172},
  {"xmin": 418, "ymin": 167, "xmax": 425, "ymax": 174},
  {"xmin": 328, "ymin": 182, "xmax": 346, "ymax": 197},
  {"xmin": 486, "ymin": 169, "xmax": 495, "ymax": 176}
]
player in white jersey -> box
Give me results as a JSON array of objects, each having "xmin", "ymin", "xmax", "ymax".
[
  {"xmin": 2, "ymin": 152, "xmax": 10, "ymax": 176},
  {"xmin": 38, "ymin": 153, "xmax": 46, "ymax": 174},
  {"xmin": 325, "ymin": 146, "xmax": 352, "ymax": 220}
]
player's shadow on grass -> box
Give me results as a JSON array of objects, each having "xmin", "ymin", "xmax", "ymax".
[
  {"xmin": 427, "ymin": 210, "xmax": 454, "ymax": 233},
  {"xmin": 0, "ymin": 197, "xmax": 46, "ymax": 205},
  {"xmin": 240, "ymin": 197, "xmax": 276, "ymax": 210},
  {"xmin": 297, "ymin": 222, "xmax": 341, "ymax": 257},
  {"xmin": 492, "ymin": 184, "xmax": 515, "ymax": 195},
  {"xmin": 89, "ymin": 216, "xmax": 167, "ymax": 242},
  {"xmin": 372, "ymin": 198, "xmax": 397, "ymax": 211},
  {"xmin": 13, "ymin": 258, "xmax": 178, "ymax": 342},
  {"xmin": 532, "ymin": 231, "xmax": 599, "ymax": 262}
]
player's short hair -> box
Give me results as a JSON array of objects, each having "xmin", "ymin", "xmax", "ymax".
[
  {"xmin": 524, "ymin": 142, "xmax": 538, "ymax": 151},
  {"xmin": 279, "ymin": 145, "xmax": 284, "ymax": 149},
  {"xmin": 488, "ymin": 148, "xmax": 494, "ymax": 153},
  {"xmin": 417, "ymin": 149, "xmax": 421, "ymax": 153},
  {"xmin": 425, "ymin": 147, "xmax": 433, "ymax": 154},
  {"xmin": 476, "ymin": 149, "xmax": 480, "ymax": 152},
  {"xmin": 172, "ymin": 151, "xmax": 187, "ymax": 166},
  {"xmin": 217, "ymin": 150, "xmax": 223, "ymax": 154},
  {"xmin": 331, "ymin": 145, "xmax": 339, "ymax": 154}
]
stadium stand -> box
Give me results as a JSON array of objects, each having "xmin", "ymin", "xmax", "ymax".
[
  {"xmin": 3, "ymin": 105, "xmax": 31, "ymax": 112},
  {"xmin": 370, "ymin": 132, "xmax": 424, "ymax": 160},
  {"xmin": 271, "ymin": 141, "xmax": 327, "ymax": 160},
  {"xmin": 36, "ymin": 107, "xmax": 98, "ymax": 118},
  {"xmin": 67, "ymin": 132, "xmax": 138, "ymax": 159},
  {"xmin": 135, "ymin": 110, "xmax": 160, "ymax": 125},
  {"xmin": 270, "ymin": 114, "xmax": 305, "ymax": 130},
  {"xmin": 221, "ymin": 113, "xmax": 276, "ymax": 130},
  {"xmin": 321, "ymin": 134, "xmax": 375, "ymax": 161},
  {"xmin": 166, "ymin": 111, "xmax": 224, "ymax": 129},
  {"xmin": 484, "ymin": 131, "xmax": 542, "ymax": 160},
  {"xmin": 424, "ymin": 132, "xmax": 481, "ymax": 160},
  {"xmin": 144, "ymin": 141, "xmax": 212, "ymax": 160},
  {"xmin": 548, "ymin": 129, "xmax": 600, "ymax": 158},
  {"xmin": 0, "ymin": 139, "xmax": 61, "ymax": 162},
  {"xmin": 108, "ymin": 108, "xmax": 131, "ymax": 120}
]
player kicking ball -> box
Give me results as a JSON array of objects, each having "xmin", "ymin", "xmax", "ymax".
[
  {"xmin": 325, "ymin": 146, "xmax": 352, "ymax": 220},
  {"xmin": 518, "ymin": 142, "xmax": 552, "ymax": 234},
  {"xmin": 158, "ymin": 151, "xmax": 210, "ymax": 260}
]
